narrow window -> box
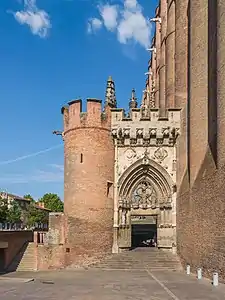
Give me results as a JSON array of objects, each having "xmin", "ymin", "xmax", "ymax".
[
  {"xmin": 107, "ymin": 181, "xmax": 113, "ymax": 198},
  {"xmin": 80, "ymin": 153, "xmax": 83, "ymax": 163}
]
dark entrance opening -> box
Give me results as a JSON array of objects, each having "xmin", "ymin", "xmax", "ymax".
[
  {"xmin": 131, "ymin": 216, "xmax": 157, "ymax": 248},
  {"xmin": 0, "ymin": 249, "xmax": 5, "ymax": 273}
]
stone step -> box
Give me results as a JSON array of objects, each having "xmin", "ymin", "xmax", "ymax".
[
  {"xmin": 94, "ymin": 265, "xmax": 181, "ymax": 269},
  {"xmin": 89, "ymin": 248, "xmax": 182, "ymax": 271},
  {"xmin": 16, "ymin": 242, "xmax": 36, "ymax": 271},
  {"xmin": 102, "ymin": 259, "xmax": 180, "ymax": 262},
  {"xmin": 95, "ymin": 259, "xmax": 180, "ymax": 262},
  {"xmin": 91, "ymin": 265, "xmax": 180, "ymax": 270}
]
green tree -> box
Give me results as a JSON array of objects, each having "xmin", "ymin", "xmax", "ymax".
[
  {"xmin": 0, "ymin": 198, "xmax": 8, "ymax": 223},
  {"xmin": 7, "ymin": 200, "xmax": 22, "ymax": 223},
  {"xmin": 24, "ymin": 194, "xmax": 35, "ymax": 203},
  {"xmin": 40, "ymin": 193, "xmax": 64, "ymax": 212},
  {"xmin": 25, "ymin": 203, "xmax": 49, "ymax": 227}
]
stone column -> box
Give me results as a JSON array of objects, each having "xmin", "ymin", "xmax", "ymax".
[
  {"xmin": 151, "ymin": 47, "xmax": 157, "ymax": 107},
  {"xmin": 175, "ymin": 0, "xmax": 189, "ymax": 191},
  {"xmin": 159, "ymin": 0, "xmax": 167, "ymax": 117},
  {"xmin": 189, "ymin": 0, "xmax": 209, "ymax": 184},
  {"xmin": 155, "ymin": 6, "xmax": 160, "ymax": 108},
  {"xmin": 112, "ymin": 139, "xmax": 119, "ymax": 253},
  {"xmin": 160, "ymin": 208, "xmax": 165, "ymax": 225},
  {"xmin": 146, "ymin": 58, "xmax": 151, "ymax": 93},
  {"xmin": 217, "ymin": 0, "xmax": 225, "ymax": 167},
  {"xmin": 166, "ymin": 0, "xmax": 175, "ymax": 108}
]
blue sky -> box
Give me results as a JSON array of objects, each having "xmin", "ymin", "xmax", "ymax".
[{"xmin": 0, "ymin": 0, "xmax": 158, "ymax": 200}]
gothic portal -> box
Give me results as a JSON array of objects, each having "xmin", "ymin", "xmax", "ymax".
[{"xmin": 111, "ymin": 98, "xmax": 180, "ymax": 253}]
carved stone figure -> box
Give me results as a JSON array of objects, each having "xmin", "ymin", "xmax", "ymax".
[{"xmin": 121, "ymin": 210, "xmax": 127, "ymax": 225}]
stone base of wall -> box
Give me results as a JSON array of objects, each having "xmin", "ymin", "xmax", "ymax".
[
  {"xmin": 36, "ymin": 244, "xmax": 111, "ymax": 270},
  {"xmin": 36, "ymin": 245, "xmax": 65, "ymax": 270},
  {"xmin": 35, "ymin": 212, "xmax": 113, "ymax": 270}
]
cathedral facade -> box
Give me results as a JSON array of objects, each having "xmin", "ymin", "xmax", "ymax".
[{"xmin": 41, "ymin": 0, "xmax": 225, "ymax": 280}]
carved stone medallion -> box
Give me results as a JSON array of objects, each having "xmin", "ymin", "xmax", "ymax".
[
  {"xmin": 125, "ymin": 148, "xmax": 136, "ymax": 161},
  {"xmin": 154, "ymin": 147, "xmax": 168, "ymax": 162}
]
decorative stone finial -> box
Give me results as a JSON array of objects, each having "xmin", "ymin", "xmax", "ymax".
[
  {"xmin": 105, "ymin": 76, "xmax": 117, "ymax": 108},
  {"xmin": 129, "ymin": 88, "xmax": 138, "ymax": 109}
]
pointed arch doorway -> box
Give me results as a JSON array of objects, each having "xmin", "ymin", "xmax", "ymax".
[
  {"xmin": 114, "ymin": 156, "xmax": 176, "ymax": 252},
  {"xmin": 131, "ymin": 214, "xmax": 157, "ymax": 248}
]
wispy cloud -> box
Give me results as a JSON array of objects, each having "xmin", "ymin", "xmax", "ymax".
[
  {"xmin": 49, "ymin": 164, "xmax": 64, "ymax": 172},
  {"xmin": 10, "ymin": 0, "xmax": 51, "ymax": 38},
  {"xmin": 0, "ymin": 164, "xmax": 64, "ymax": 184},
  {"xmin": 87, "ymin": 17, "xmax": 103, "ymax": 33},
  {"xmin": 87, "ymin": 0, "xmax": 151, "ymax": 48},
  {"xmin": 0, "ymin": 144, "xmax": 63, "ymax": 166}
]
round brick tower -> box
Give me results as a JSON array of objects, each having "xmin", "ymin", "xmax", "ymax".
[{"xmin": 61, "ymin": 87, "xmax": 115, "ymax": 261}]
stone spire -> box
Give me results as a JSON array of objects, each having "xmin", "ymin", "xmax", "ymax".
[
  {"xmin": 141, "ymin": 88, "xmax": 150, "ymax": 118},
  {"xmin": 105, "ymin": 76, "xmax": 117, "ymax": 108},
  {"xmin": 129, "ymin": 88, "xmax": 138, "ymax": 109}
]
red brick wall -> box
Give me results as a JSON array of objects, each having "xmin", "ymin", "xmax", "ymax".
[
  {"xmin": 177, "ymin": 0, "xmax": 225, "ymax": 281},
  {"xmin": 177, "ymin": 160, "xmax": 225, "ymax": 280}
]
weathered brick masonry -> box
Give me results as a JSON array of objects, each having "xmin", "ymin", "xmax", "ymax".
[
  {"xmin": 62, "ymin": 99, "xmax": 114, "ymax": 265},
  {"xmin": 176, "ymin": 0, "xmax": 225, "ymax": 280}
]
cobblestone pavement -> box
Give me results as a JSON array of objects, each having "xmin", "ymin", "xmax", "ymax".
[{"xmin": 1, "ymin": 269, "xmax": 225, "ymax": 299}]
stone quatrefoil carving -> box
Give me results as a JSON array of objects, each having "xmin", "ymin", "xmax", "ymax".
[
  {"xmin": 154, "ymin": 147, "xmax": 168, "ymax": 162},
  {"xmin": 125, "ymin": 148, "xmax": 137, "ymax": 161},
  {"xmin": 132, "ymin": 181, "xmax": 157, "ymax": 209}
]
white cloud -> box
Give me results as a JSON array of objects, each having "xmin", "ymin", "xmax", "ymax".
[
  {"xmin": 87, "ymin": 17, "xmax": 103, "ymax": 33},
  {"xmin": 98, "ymin": 4, "xmax": 118, "ymax": 31},
  {"xmin": 87, "ymin": 0, "xmax": 151, "ymax": 48},
  {"xmin": 11, "ymin": 0, "xmax": 51, "ymax": 38},
  {"xmin": 124, "ymin": 0, "xmax": 138, "ymax": 10}
]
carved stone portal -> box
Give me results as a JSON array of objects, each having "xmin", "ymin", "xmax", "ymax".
[{"xmin": 131, "ymin": 181, "xmax": 157, "ymax": 209}]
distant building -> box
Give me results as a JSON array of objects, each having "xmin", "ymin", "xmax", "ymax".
[
  {"xmin": 0, "ymin": 192, "xmax": 31, "ymax": 211},
  {"xmin": 0, "ymin": 192, "xmax": 52, "ymax": 216}
]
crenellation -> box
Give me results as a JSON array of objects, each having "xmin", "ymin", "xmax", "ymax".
[
  {"xmin": 61, "ymin": 99, "xmax": 112, "ymax": 131},
  {"xmin": 86, "ymin": 98, "xmax": 102, "ymax": 127},
  {"xmin": 61, "ymin": 106, "xmax": 69, "ymax": 130}
]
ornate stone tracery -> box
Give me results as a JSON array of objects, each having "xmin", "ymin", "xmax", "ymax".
[
  {"xmin": 131, "ymin": 180, "xmax": 157, "ymax": 209},
  {"xmin": 118, "ymin": 157, "xmax": 173, "ymax": 204},
  {"xmin": 114, "ymin": 156, "xmax": 176, "ymax": 250}
]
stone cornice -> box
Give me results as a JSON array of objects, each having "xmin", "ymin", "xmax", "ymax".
[{"xmin": 111, "ymin": 127, "xmax": 179, "ymax": 147}]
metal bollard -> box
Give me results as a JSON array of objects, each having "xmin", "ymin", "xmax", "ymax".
[
  {"xmin": 197, "ymin": 268, "xmax": 202, "ymax": 280},
  {"xmin": 213, "ymin": 272, "xmax": 219, "ymax": 286},
  {"xmin": 186, "ymin": 265, "xmax": 190, "ymax": 275}
]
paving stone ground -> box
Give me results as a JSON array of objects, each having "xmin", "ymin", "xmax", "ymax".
[{"xmin": 1, "ymin": 268, "xmax": 225, "ymax": 299}]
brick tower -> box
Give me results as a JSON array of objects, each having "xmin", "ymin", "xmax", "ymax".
[{"xmin": 61, "ymin": 77, "xmax": 116, "ymax": 262}]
